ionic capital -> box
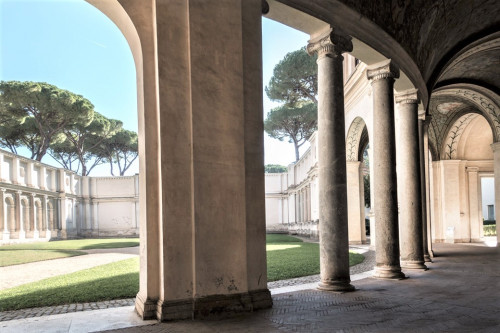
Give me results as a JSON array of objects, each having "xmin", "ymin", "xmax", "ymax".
[
  {"xmin": 307, "ymin": 27, "xmax": 353, "ymax": 59},
  {"xmin": 396, "ymin": 88, "xmax": 419, "ymax": 105},
  {"xmin": 366, "ymin": 59, "xmax": 400, "ymax": 82}
]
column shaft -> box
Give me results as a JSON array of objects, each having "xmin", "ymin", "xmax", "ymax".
[
  {"xmin": 396, "ymin": 90, "xmax": 427, "ymax": 270},
  {"xmin": 308, "ymin": 28, "xmax": 354, "ymax": 291},
  {"xmin": 418, "ymin": 117, "xmax": 431, "ymax": 262},
  {"xmin": 367, "ymin": 60, "xmax": 405, "ymax": 279}
]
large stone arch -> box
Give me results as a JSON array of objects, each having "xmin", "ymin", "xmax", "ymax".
[
  {"xmin": 4, "ymin": 195, "xmax": 15, "ymax": 233},
  {"xmin": 84, "ymin": 0, "xmax": 161, "ymax": 318},
  {"xmin": 265, "ymin": 0, "xmax": 426, "ymax": 107},
  {"xmin": 345, "ymin": 117, "xmax": 369, "ymax": 244}
]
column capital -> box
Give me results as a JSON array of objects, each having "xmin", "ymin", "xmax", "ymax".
[
  {"xmin": 0, "ymin": 188, "xmax": 5, "ymax": 192},
  {"xmin": 395, "ymin": 88, "xmax": 420, "ymax": 105},
  {"xmin": 491, "ymin": 142, "xmax": 500, "ymax": 152},
  {"xmin": 307, "ymin": 27, "xmax": 353, "ymax": 59},
  {"xmin": 366, "ymin": 59, "xmax": 400, "ymax": 82},
  {"xmin": 418, "ymin": 110, "xmax": 426, "ymax": 121},
  {"xmin": 466, "ymin": 166, "xmax": 480, "ymax": 172}
]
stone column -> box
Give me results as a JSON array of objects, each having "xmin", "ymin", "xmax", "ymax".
[
  {"xmin": 491, "ymin": 142, "xmax": 500, "ymax": 244},
  {"xmin": 15, "ymin": 191, "xmax": 25, "ymax": 239},
  {"xmin": 418, "ymin": 113, "xmax": 432, "ymax": 262},
  {"xmin": 396, "ymin": 89, "xmax": 427, "ymax": 270},
  {"xmin": 0, "ymin": 188, "xmax": 8, "ymax": 240},
  {"xmin": 30, "ymin": 193, "xmax": 39, "ymax": 239},
  {"xmin": 307, "ymin": 27, "xmax": 355, "ymax": 291},
  {"xmin": 43, "ymin": 195, "xmax": 51, "ymax": 239},
  {"xmin": 367, "ymin": 60, "xmax": 405, "ymax": 279}
]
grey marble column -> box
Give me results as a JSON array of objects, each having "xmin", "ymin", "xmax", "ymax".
[
  {"xmin": 307, "ymin": 27, "xmax": 354, "ymax": 291},
  {"xmin": 418, "ymin": 114, "xmax": 431, "ymax": 262},
  {"xmin": 367, "ymin": 60, "xmax": 405, "ymax": 279},
  {"xmin": 396, "ymin": 89, "xmax": 427, "ymax": 270}
]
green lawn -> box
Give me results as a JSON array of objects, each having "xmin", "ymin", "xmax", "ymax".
[
  {"xmin": 2, "ymin": 238, "xmax": 140, "ymax": 250},
  {"xmin": 0, "ymin": 258, "xmax": 139, "ymax": 311},
  {"xmin": 0, "ymin": 235, "xmax": 365, "ymax": 311},
  {"xmin": 266, "ymin": 234, "xmax": 364, "ymax": 281},
  {"xmin": 0, "ymin": 238, "xmax": 140, "ymax": 266}
]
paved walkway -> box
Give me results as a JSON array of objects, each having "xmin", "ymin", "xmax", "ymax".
[{"xmin": 0, "ymin": 247, "xmax": 139, "ymax": 290}]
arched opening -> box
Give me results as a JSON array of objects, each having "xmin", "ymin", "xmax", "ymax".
[
  {"xmin": 430, "ymin": 113, "xmax": 495, "ymax": 243},
  {"xmin": 5, "ymin": 196, "xmax": 15, "ymax": 235},
  {"xmin": 346, "ymin": 117, "xmax": 369, "ymax": 245}
]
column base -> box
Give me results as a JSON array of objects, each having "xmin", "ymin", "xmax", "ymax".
[
  {"xmin": 318, "ymin": 279, "xmax": 355, "ymax": 292},
  {"xmin": 19, "ymin": 231, "xmax": 26, "ymax": 240},
  {"xmin": 401, "ymin": 260, "xmax": 428, "ymax": 270},
  {"xmin": 33, "ymin": 230, "xmax": 40, "ymax": 239},
  {"xmin": 373, "ymin": 265, "xmax": 406, "ymax": 280},
  {"xmin": 135, "ymin": 293, "xmax": 158, "ymax": 320},
  {"xmin": 424, "ymin": 254, "xmax": 432, "ymax": 262},
  {"xmin": 156, "ymin": 289, "xmax": 273, "ymax": 321},
  {"xmin": 2, "ymin": 231, "xmax": 10, "ymax": 241}
]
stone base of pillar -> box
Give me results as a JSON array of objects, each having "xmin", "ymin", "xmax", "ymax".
[
  {"xmin": 19, "ymin": 230, "xmax": 26, "ymax": 240},
  {"xmin": 424, "ymin": 254, "xmax": 432, "ymax": 262},
  {"xmin": 401, "ymin": 260, "xmax": 428, "ymax": 270},
  {"xmin": 155, "ymin": 289, "xmax": 273, "ymax": 321},
  {"xmin": 318, "ymin": 280, "xmax": 355, "ymax": 292},
  {"xmin": 248, "ymin": 289, "xmax": 273, "ymax": 310},
  {"xmin": 135, "ymin": 293, "xmax": 158, "ymax": 320},
  {"xmin": 2, "ymin": 231, "xmax": 10, "ymax": 241},
  {"xmin": 45, "ymin": 230, "xmax": 52, "ymax": 239},
  {"xmin": 373, "ymin": 265, "xmax": 406, "ymax": 280},
  {"xmin": 33, "ymin": 230, "xmax": 40, "ymax": 239}
]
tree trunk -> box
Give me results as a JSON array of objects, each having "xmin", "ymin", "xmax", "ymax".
[{"xmin": 294, "ymin": 142, "xmax": 300, "ymax": 162}]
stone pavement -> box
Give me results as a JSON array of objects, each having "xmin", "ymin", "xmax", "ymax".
[
  {"xmin": 2, "ymin": 243, "xmax": 499, "ymax": 332},
  {"xmin": 100, "ymin": 243, "xmax": 500, "ymax": 333}
]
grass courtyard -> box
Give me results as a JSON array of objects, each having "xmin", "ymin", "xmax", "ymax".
[{"xmin": 0, "ymin": 235, "xmax": 364, "ymax": 311}]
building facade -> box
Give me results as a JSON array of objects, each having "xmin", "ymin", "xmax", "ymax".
[{"xmin": 0, "ymin": 149, "xmax": 139, "ymax": 244}]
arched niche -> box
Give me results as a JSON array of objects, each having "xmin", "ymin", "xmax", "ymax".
[{"xmin": 441, "ymin": 113, "xmax": 493, "ymax": 161}]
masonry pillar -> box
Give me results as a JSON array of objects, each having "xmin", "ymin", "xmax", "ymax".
[
  {"xmin": 367, "ymin": 60, "xmax": 405, "ymax": 279},
  {"xmin": 418, "ymin": 113, "xmax": 432, "ymax": 261},
  {"xmin": 346, "ymin": 161, "xmax": 366, "ymax": 245},
  {"xmin": 30, "ymin": 193, "xmax": 39, "ymax": 239},
  {"xmin": 307, "ymin": 27, "xmax": 355, "ymax": 291},
  {"xmin": 423, "ymin": 116, "xmax": 434, "ymax": 256},
  {"xmin": 43, "ymin": 195, "xmax": 51, "ymax": 239},
  {"xmin": 15, "ymin": 191, "xmax": 25, "ymax": 239},
  {"xmin": 136, "ymin": 0, "xmax": 273, "ymax": 321},
  {"xmin": 367, "ymin": 146, "xmax": 376, "ymax": 248},
  {"xmin": 0, "ymin": 188, "xmax": 8, "ymax": 240},
  {"xmin": 396, "ymin": 89, "xmax": 427, "ymax": 270},
  {"xmin": 491, "ymin": 142, "xmax": 500, "ymax": 244}
]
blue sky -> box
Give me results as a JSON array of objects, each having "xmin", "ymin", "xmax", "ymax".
[{"xmin": 0, "ymin": 0, "xmax": 309, "ymax": 176}]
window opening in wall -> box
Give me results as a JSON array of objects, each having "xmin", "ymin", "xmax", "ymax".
[{"xmin": 481, "ymin": 177, "xmax": 496, "ymax": 237}]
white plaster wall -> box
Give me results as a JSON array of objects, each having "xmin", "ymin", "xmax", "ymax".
[{"xmin": 481, "ymin": 177, "xmax": 495, "ymax": 220}]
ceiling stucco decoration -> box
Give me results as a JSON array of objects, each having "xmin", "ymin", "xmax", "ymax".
[
  {"xmin": 428, "ymin": 84, "xmax": 500, "ymax": 160},
  {"xmin": 346, "ymin": 117, "xmax": 366, "ymax": 162},
  {"xmin": 441, "ymin": 113, "xmax": 478, "ymax": 160},
  {"xmin": 437, "ymin": 34, "xmax": 500, "ymax": 90},
  {"xmin": 437, "ymin": 102, "xmax": 464, "ymax": 114}
]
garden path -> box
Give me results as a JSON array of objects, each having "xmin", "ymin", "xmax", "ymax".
[{"xmin": 0, "ymin": 247, "xmax": 139, "ymax": 290}]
